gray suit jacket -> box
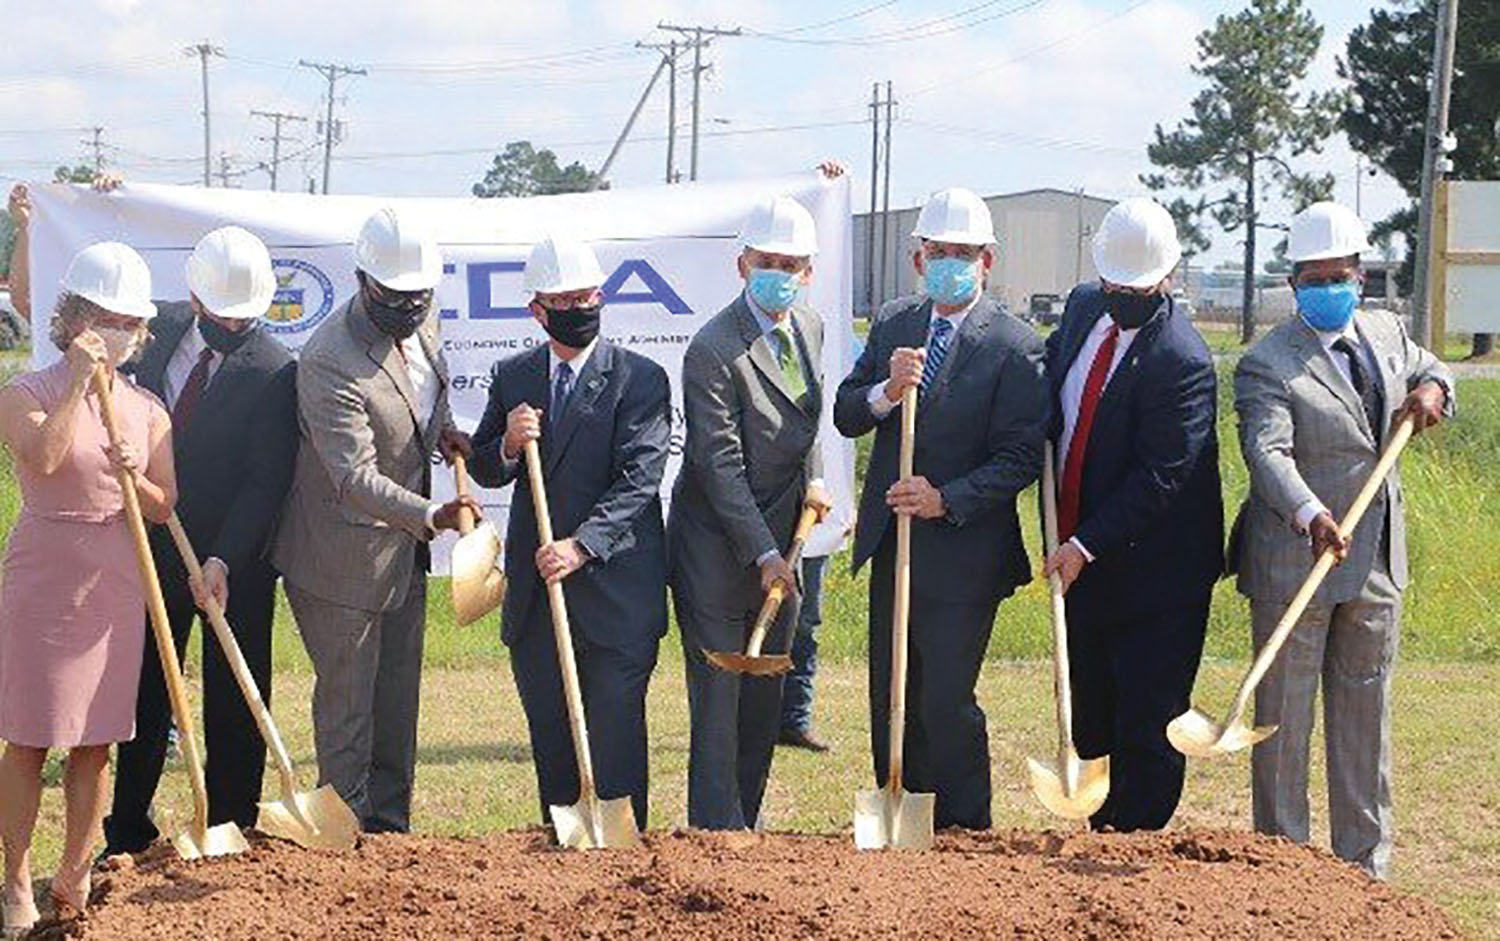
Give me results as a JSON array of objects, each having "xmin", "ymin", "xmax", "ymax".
[
  {"xmin": 1230, "ymin": 308, "xmax": 1454, "ymax": 604},
  {"xmin": 668, "ymin": 294, "xmax": 824, "ymax": 620},
  {"xmin": 272, "ymin": 296, "xmax": 454, "ymax": 612}
]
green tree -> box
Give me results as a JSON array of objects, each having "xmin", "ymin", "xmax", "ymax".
[
  {"xmin": 1143, "ymin": 0, "xmax": 1343, "ymax": 342},
  {"xmin": 53, "ymin": 164, "xmax": 102, "ymax": 184},
  {"xmin": 1343, "ymin": 0, "xmax": 1500, "ymax": 357},
  {"xmin": 471, "ymin": 141, "xmax": 604, "ymax": 198}
]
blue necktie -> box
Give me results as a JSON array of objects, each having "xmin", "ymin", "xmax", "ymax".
[
  {"xmin": 920, "ymin": 317, "xmax": 955, "ymax": 395},
  {"xmin": 551, "ymin": 361, "xmax": 574, "ymax": 426}
]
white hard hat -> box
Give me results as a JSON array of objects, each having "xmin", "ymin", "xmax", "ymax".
[
  {"xmin": 186, "ymin": 225, "xmax": 275, "ymax": 320},
  {"xmin": 354, "ymin": 205, "xmax": 443, "ymax": 291},
  {"xmin": 524, "ymin": 235, "xmax": 606, "ymax": 294},
  {"xmin": 1092, "ymin": 197, "xmax": 1182, "ymax": 289},
  {"xmin": 62, "ymin": 241, "xmax": 157, "ymax": 320},
  {"xmin": 911, "ymin": 188, "xmax": 996, "ymax": 246},
  {"xmin": 739, "ymin": 195, "xmax": 818, "ymax": 257},
  {"xmin": 1288, "ymin": 201, "xmax": 1372, "ymax": 263}
]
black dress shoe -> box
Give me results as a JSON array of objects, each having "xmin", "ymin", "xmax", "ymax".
[{"xmin": 778, "ymin": 727, "xmax": 830, "ymax": 753}]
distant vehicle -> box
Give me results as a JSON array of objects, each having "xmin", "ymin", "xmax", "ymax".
[{"xmin": 1028, "ymin": 293, "xmax": 1065, "ymax": 325}]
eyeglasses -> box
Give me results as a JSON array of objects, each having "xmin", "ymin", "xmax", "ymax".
[
  {"xmin": 535, "ymin": 289, "xmax": 603, "ymax": 310},
  {"xmin": 364, "ymin": 278, "xmax": 432, "ymax": 312}
]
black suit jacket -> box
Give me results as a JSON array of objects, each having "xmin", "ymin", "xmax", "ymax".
[
  {"xmin": 1044, "ymin": 283, "xmax": 1223, "ymax": 614},
  {"xmin": 835, "ymin": 295, "xmax": 1048, "ymax": 605},
  {"xmin": 133, "ymin": 303, "xmax": 298, "ymax": 575},
  {"xmin": 470, "ymin": 341, "xmax": 671, "ymax": 650}
]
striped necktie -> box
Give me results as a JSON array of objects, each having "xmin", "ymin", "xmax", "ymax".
[{"xmin": 920, "ymin": 316, "xmax": 955, "ymax": 395}]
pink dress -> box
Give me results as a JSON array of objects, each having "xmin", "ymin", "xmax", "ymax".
[{"xmin": 0, "ymin": 360, "xmax": 168, "ymax": 747}]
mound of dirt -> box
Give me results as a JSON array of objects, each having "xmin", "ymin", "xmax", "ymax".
[{"xmin": 42, "ymin": 828, "xmax": 1460, "ymax": 939}]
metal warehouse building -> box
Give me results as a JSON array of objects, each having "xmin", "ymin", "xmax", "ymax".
[{"xmin": 854, "ymin": 187, "xmax": 1117, "ymax": 317}]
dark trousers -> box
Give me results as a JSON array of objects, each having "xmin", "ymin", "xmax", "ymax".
[
  {"xmin": 676, "ymin": 581, "xmax": 795, "ymax": 830},
  {"xmin": 780, "ymin": 555, "xmax": 826, "ymax": 734},
  {"xmin": 105, "ymin": 551, "xmax": 275, "ymax": 854},
  {"xmin": 867, "ymin": 532, "xmax": 997, "ymax": 831},
  {"xmin": 510, "ymin": 608, "xmax": 659, "ymax": 832},
  {"xmin": 1067, "ymin": 586, "xmax": 1210, "ymax": 832}
]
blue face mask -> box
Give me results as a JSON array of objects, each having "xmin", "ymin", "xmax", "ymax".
[
  {"xmin": 747, "ymin": 267, "xmax": 802, "ymax": 313},
  {"xmin": 1295, "ymin": 281, "xmax": 1359, "ymax": 333},
  {"xmin": 924, "ymin": 256, "xmax": 980, "ymax": 306}
]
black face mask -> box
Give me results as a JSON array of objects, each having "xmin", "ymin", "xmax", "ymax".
[
  {"xmin": 364, "ymin": 290, "xmax": 428, "ymax": 340},
  {"xmin": 540, "ymin": 305, "xmax": 602, "ymax": 349},
  {"xmin": 1103, "ymin": 290, "xmax": 1165, "ymax": 329},
  {"xmin": 198, "ymin": 315, "xmax": 258, "ymax": 355}
]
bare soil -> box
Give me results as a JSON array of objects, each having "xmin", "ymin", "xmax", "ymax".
[{"xmin": 34, "ymin": 828, "xmax": 1461, "ymax": 939}]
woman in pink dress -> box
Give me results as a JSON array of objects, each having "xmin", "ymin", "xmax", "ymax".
[{"xmin": 0, "ymin": 242, "xmax": 175, "ymax": 933}]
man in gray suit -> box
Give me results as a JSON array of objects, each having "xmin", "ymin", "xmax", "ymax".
[
  {"xmin": 669, "ymin": 195, "xmax": 826, "ymax": 830},
  {"xmin": 273, "ymin": 206, "xmax": 478, "ymax": 833},
  {"xmin": 1232, "ymin": 201, "xmax": 1453, "ymax": 878}
]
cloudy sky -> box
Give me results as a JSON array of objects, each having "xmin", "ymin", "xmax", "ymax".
[{"xmin": 0, "ymin": 0, "xmax": 1413, "ymax": 266}]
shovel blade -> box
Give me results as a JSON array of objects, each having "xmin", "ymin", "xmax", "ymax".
[
  {"xmin": 1167, "ymin": 707, "xmax": 1279, "ymax": 758},
  {"xmin": 549, "ymin": 795, "xmax": 640, "ymax": 850},
  {"xmin": 853, "ymin": 786, "xmax": 935, "ymax": 851},
  {"xmin": 171, "ymin": 821, "xmax": 250, "ymax": 861},
  {"xmin": 1026, "ymin": 752, "xmax": 1110, "ymax": 820},
  {"xmin": 703, "ymin": 649, "xmax": 794, "ymax": 676},
  {"xmin": 452, "ymin": 523, "xmax": 505, "ymax": 627},
  {"xmin": 257, "ymin": 785, "xmax": 361, "ymax": 851}
]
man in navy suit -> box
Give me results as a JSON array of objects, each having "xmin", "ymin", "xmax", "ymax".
[
  {"xmin": 836, "ymin": 188, "xmax": 1048, "ymax": 830},
  {"xmin": 469, "ymin": 235, "xmax": 671, "ymax": 832},
  {"xmin": 1043, "ymin": 198, "xmax": 1223, "ymax": 832}
]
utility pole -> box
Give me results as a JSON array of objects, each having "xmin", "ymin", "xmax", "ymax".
[
  {"xmin": 82, "ymin": 126, "xmax": 106, "ymax": 174},
  {"xmin": 638, "ymin": 41, "xmax": 681, "ymax": 184},
  {"xmin": 185, "ymin": 42, "xmax": 224, "ymax": 187},
  {"xmin": 866, "ymin": 82, "xmax": 880, "ymax": 316},
  {"xmin": 299, "ymin": 59, "xmax": 366, "ymax": 195},
  {"xmin": 657, "ymin": 23, "xmax": 741, "ymax": 181},
  {"xmin": 251, "ymin": 109, "xmax": 307, "ymax": 191},
  {"xmin": 216, "ymin": 152, "xmax": 238, "ymax": 189},
  {"xmin": 598, "ymin": 51, "xmax": 672, "ymax": 187},
  {"xmin": 878, "ymin": 81, "xmax": 895, "ymax": 308},
  {"xmin": 1411, "ymin": 0, "xmax": 1460, "ymax": 350}
]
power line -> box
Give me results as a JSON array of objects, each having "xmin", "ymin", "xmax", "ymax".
[
  {"xmin": 745, "ymin": 0, "xmax": 1044, "ymax": 46},
  {"xmin": 754, "ymin": 1, "xmax": 901, "ymax": 36},
  {"xmin": 81, "ymin": 126, "xmax": 106, "ymax": 173},
  {"xmin": 656, "ymin": 23, "xmax": 743, "ymax": 180},
  {"xmin": 185, "ymin": 41, "xmax": 225, "ymax": 186},
  {"xmin": 299, "ymin": 59, "xmax": 366, "ymax": 194}
]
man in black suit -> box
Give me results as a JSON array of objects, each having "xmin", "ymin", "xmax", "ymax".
[
  {"xmin": 836, "ymin": 188, "xmax": 1048, "ymax": 830},
  {"xmin": 104, "ymin": 226, "xmax": 299, "ymax": 853},
  {"xmin": 1042, "ymin": 198, "xmax": 1223, "ymax": 833},
  {"xmin": 470, "ymin": 235, "xmax": 671, "ymax": 832}
]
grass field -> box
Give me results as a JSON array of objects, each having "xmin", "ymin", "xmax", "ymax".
[{"xmin": 2, "ymin": 344, "xmax": 1498, "ymax": 935}]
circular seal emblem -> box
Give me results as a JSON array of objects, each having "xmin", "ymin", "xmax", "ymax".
[{"xmin": 265, "ymin": 258, "xmax": 336, "ymax": 336}]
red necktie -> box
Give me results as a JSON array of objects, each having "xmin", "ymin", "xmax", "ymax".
[
  {"xmin": 172, "ymin": 348, "xmax": 215, "ymax": 431},
  {"xmin": 1058, "ymin": 324, "xmax": 1119, "ymax": 541}
]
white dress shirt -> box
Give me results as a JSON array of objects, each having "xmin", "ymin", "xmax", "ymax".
[
  {"xmin": 1057, "ymin": 314, "xmax": 1140, "ymax": 561},
  {"xmin": 162, "ymin": 320, "xmax": 223, "ymax": 410},
  {"xmin": 1292, "ymin": 321, "xmax": 1366, "ymax": 532},
  {"xmin": 548, "ymin": 337, "xmax": 599, "ymax": 395},
  {"xmin": 866, "ymin": 293, "xmax": 979, "ymax": 420},
  {"xmin": 399, "ymin": 333, "xmax": 440, "ymax": 428}
]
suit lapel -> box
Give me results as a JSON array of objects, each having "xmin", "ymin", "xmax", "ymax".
[
  {"xmin": 1291, "ymin": 321, "xmax": 1373, "ymax": 444},
  {"xmin": 139, "ymin": 308, "xmax": 193, "ymax": 399},
  {"xmin": 735, "ymin": 295, "xmax": 805, "ymax": 411},
  {"xmin": 929, "ymin": 299, "xmax": 995, "ymax": 399},
  {"xmin": 1354, "ymin": 312, "xmax": 1399, "ymax": 443},
  {"xmin": 1056, "ymin": 303, "xmax": 1106, "ymax": 398},
  {"xmin": 351, "ymin": 297, "xmax": 422, "ymax": 432},
  {"xmin": 546, "ymin": 342, "xmax": 612, "ymax": 474}
]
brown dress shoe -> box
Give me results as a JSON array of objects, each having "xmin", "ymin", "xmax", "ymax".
[{"xmin": 778, "ymin": 727, "xmax": 830, "ymax": 753}]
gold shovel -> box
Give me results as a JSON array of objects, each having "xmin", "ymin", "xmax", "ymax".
[
  {"xmin": 92, "ymin": 369, "xmax": 248, "ymax": 860},
  {"xmin": 854, "ymin": 387, "xmax": 936, "ymax": 851},
  {"xmin": 1168, "ymin": 415, "xmax": 1416, "ymax": 758},
  {"xmin": 163, "ymin": 516, "xmax": 359, "ymax": 851},
  {"xmin": 450, "ymin": 454, "xmax": 505, "ymax": 627},
  {"xmin": 524, "ymin": 440, "xmax": 640, "ymax": 849},
  {"xmin": 704, "ymin": 489, "xmax": 833, "ymax": 676},
  {"xmin": 1025, "ymin": 441, "xmax": 1110, "ymax": 819}
]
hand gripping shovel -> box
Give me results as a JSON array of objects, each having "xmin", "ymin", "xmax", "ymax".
[
  {"xmin": 703, "ymin": 490, "xmax": 833, "ymax": 676},
  {"xmin": 1168, "ymin": 415, "xmax": 1416, "ymax": 758},
  {"xmin": 1025, "ymin": 442, "xmax": 1109, "ymax": 819},
  {"xmin": 450, "ymin": 454, "xmax": 505, "ymax": 627},
  {"xmin": 162, "ymin": 516, "xmax": 359, "ymax": 851},
  {"xmin": 92, "ymin": 369, "xmax": 248, "ymax": 860},
  {"xmin": 524, "ymin": 440, "xmax": 640, "ymax": 849},
  {"xmin": 855, "ymin": 387, "xmax": 935, "ymax": 850}
]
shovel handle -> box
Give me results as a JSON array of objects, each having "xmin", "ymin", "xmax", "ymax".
[
  {"xmin": 887, "ymin": 386, "xmax": 918, "ymax": 794},
  {"xmin": 163, "ymin": 514, "xmax": 299, "ymax": 794},
  {"xmin": 1040, "ymin": 443, "xmax": 1079, "ymax": 756},
  {"xmin": 524, "ymin": 440, "xmax": 599, "ymax": 801},
  {"xmin": 1225, "ymin": 416, "xmax": 1416, "ymax": 723},
  {"xmin": 91, "ymin": 369, "xmax": 213, "ymax": 838},
  {"xmin": 745, "ymin": 500, "xmax": 824, "ymax": 657},
  {"xmin": 452, "ymin": 454, "xmax": 476, "ymax": 535}
]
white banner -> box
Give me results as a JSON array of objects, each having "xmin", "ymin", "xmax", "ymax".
[{"xmin": 27, "ymin": 173, "xmax": 857, "ymax": 566}]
